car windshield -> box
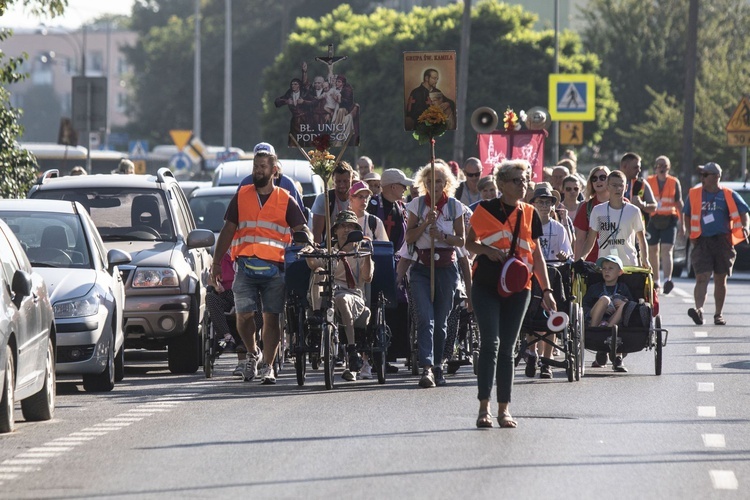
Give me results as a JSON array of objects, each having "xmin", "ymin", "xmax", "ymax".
[
  {"xmin": 0, "ymin": 211, "xmax": 93, "ymax": 269},
  {"xmin": 189, "ymin": 194, "xmax": 231, "ymax": 232},
  {"xmin": 34, "ymin": 188, "xmax": 176, "ymax": 242}
]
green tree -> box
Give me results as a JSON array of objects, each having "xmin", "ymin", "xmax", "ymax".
[
  {"xmin": 260, "ymin": 1, "xmax": 618, "ymax": 169},
  {"xmin": 0, "ymin": 1, "xmax": 67, "ymax": 198},
  {"xmin": 582, "ymin": 0, "xmax": 750, "ymax": 177}
]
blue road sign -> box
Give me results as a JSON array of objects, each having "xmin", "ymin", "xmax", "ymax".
[
  {"xmin": 129, "ymin": 140, "xmax": 149, "ymax": 159},
  {"xmin": 169, "ymin": 152, "xmax": 192, "ymax": 171}
]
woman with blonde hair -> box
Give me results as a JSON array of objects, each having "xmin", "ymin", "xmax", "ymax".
[
  {"xmin": 573, "ymin": 166, "xmax": 611, "ymax": 263},
  {"xmin": 405, "ymin": 162, "xmax": 464, "ymax": 388},
  {"xmin": 466, "ymin": 159, "xmax": 556, "ymax": 428}
]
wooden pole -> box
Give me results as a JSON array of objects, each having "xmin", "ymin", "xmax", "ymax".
[{"xmin": 430, "ymin": 138, "xmax": 436, "ymax": 302}]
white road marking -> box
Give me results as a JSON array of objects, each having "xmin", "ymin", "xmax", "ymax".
[
  {"xmin": 710, "ymin": 470, "xmax": 739, "ymax": 490},
  {"xmin": 95, "ymin": 422, "xmax": 132, "ymax": 427},
  {"xmin": 696, "ymin": 346, "xmax": 710, "ymax": 354},
  {"xmin": 0, "ymin": 474, "xmax": 19, "ymax": 480},
  {"xmin": 69, "ymin": 432, "xmax": 108, "ymax": 437},
  {"xmin": 696, "ymin": 363, "xmax": 712, "ymax": 371},
  {"xmin": 0, "ymin": 466, "xmax": 39, "ymax": 472},
  {"xmin": 16, "ymin": 452, "xmax": 62, "ymax": 459},
  {"xmin": 697, "ymin": 382, "xmax": 715, "ymax": 392},
  {"xmin": 694, "ymin": 331, "xmax": 708, "ymax": 337},
  {"xmin": 698, "ymin": 406, "xmax": 717, "ymax": 417},
  {"xmin": 2, "ymin": 459, "xmax": 47, "ymax": 465},
  {"xmin": 82, "ymin": 427, "xmax": 122, "ymax": 432},
  {"xmin": 52, "ymin": 437, "xmax": 95, "ymax": 442},
  {"xmin": 131, "ymin": 408, "xmax": 171, "ymax": 412},
  {"xmin": 681, "ymin": 298, "xmax": 693, "ymax": 303},
  {"xmin": 702, "ymin": 434, "xmax": 726, "ymax": 448},
  {"xmin": 109, "ymin": 416, "xmax": 143, "ymax": 421},
  {"xmin": 671, "ymin": 287, "xmax": 691, "ymax": 298},
  {"xmin": 27, "ymin": 447, "xmax": 73, "ymax": 453}
]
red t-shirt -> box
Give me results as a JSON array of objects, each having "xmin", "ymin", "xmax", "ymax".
[{"xmin": 573, "ymin": 197, "xmax": 603, "ymax": 262}]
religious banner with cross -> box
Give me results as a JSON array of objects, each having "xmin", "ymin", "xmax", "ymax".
[
  {"xmin": 403, "ymin": 50, "xmax": 457, "ymax": 131},
  {"xmin": 477, "ymin": 130, "xmax": 546, "ymax": 182},
  {"xmin": 276, "ymin": 44, "xmax": 360, "ymax": 148}
]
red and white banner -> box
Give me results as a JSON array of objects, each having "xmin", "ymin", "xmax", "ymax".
[{"xmin": 477, "ymin": 130, "xmax": 546, "ymax": 182}]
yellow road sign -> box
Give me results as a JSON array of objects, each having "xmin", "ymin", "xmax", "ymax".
[
  {"xmin": 170, "ymin": 129, "xmax": 193, "ymax": 151},
  {"xmin": 727, "ymin": 132, "xmax": 750, "ymax": 147},
  {"xmin": 560, "ymin": 122, "xmax": 583, "ymax": 145},
  {"xmin": 726, "ymin": 97, "xmax": 750, "ymax": 133},
  {"xmin": 548, "ymin": 74, "xmax": 596, "ymax": 121},
  {"xmin": 133, "ymin": 160, "xmax": 147, "ymax": 174}
]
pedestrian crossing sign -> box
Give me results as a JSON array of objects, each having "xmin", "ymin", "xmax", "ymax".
[{"xmin": 548, "ymin": 74, "xmax": 596, "ymax": 121}]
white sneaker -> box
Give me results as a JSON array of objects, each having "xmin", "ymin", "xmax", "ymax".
[
  {"xmin": 258, "ymin": 363, "xmax": 276, "ymax": 385},
  {"xmin": 243, "ymin": 352, "xmax": 261, "ymax": 381},
  {"xmin": 359, "ymin": 361, "xmax": 372, "ymax": 379},
  {"xmin": 341, "ymin": 369, "xmax": 356, "ymax": 381}
]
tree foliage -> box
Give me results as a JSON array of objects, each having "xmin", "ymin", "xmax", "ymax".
[
  {"xmin": 582, "ymin": 0, "xmax": 750, "ymax": 177},
  {"xmin": 260, "ymin": 1, "xmax": 617, "ymax": 169}
]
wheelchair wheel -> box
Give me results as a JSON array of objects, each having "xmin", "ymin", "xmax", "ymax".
[
  {"xmin": 569, "ymin": 303, "xmax": 581, "ymax": 381},
  {"xmin": 323, "ymin": 323, "xmax": 336, "ymax": 390},
  {"xmin": 576, "ymin": 305, "xmax": 585, "ymax": 379},
  {"xmin": 654, "ymin": 316, "xmax": 663, "ymax": 376},
  {"xmin": 295, "ymin": 352, "xmax": 306, "ymax": 386},
  {"xmin": 373, "ymin": 324, "xmax": 389, "ymax": 385}
]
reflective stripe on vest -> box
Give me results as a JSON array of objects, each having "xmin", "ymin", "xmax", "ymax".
[
  {"xmin": 688, "ymin": 186, "xmax": 744, "ymax": 245},
  {"xmin": 647, "ymin": 175, "xmax": 679, "ymax": 216},
  {"xmin": 231, "ymin": 184, "xmax": 292, "ymax": 263},
  {"xmin": 470, "ymin": 202, "xmax": 536, "ymax": 290}
]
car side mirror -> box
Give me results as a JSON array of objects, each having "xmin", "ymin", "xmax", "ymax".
[
  {"xmin": 11, "ymin": 269, "xmax": 32, "ymax": 299},
  {"xmin": 107, "ymin": 248, "xmax": 132, "ymax": 274},
  {"xmin": 293, "ymin": 231, "xmax": 313, "ymax": 246},
  {"xmin": 187, "ymin": 229, "xmax": 216, "ymax": 249}
]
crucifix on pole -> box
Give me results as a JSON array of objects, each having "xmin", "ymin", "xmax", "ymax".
[{"xmin": 315, "ymin": 44, "xmax": 347, "ymax": 83}]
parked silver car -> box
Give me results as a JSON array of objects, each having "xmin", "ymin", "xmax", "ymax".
[
  {"xmin": 0, "ymin": 200, "xmax": 131, "ymax": 392},
  {"xmin": 29, "ymin": 168, "xmax": 215, "ymax": 374},
  {"xmin": 0, "ymin": 219, "xmax": 56, "ymax": 433}
]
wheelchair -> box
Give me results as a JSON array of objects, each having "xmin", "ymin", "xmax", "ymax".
[
  {"xmin": 517, "ymin": 261, "xmax": 580, "ymax": 382},
  {"xmin": 285, "ymin": 231, "xmax": 391, "ymax": 388},
  {"xmin": 571, "ymin": 261, "xmax": 668, "ymax": 377}
]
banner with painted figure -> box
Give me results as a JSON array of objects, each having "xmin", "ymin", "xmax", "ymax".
[
  {"xmin": 276, "ymin": 47, "xmax": 360, "ymax": 148},
  {"xmin": 477, "ymin": 131, "xmax": 546, "ymax": 182},
  {"xmin": 403, "ymin": 51, "xmax": 457, "ymax": 131}
]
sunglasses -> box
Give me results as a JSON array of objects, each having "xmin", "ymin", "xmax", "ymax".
[
  {"xmin": 590, "ymin": 174, "xmax": 608, "ymax": 182},
  {"xmin": 507, "ymin": 177, "xmax": 527, "ymax": 186},
  {"xmin": 565, "ymin": 186, "xmax": 580, "ymax": 192},
  {"xmin": 702, "ymin": 172, "xmax": 717, "ymax": 178},
  {"xmin": 465, "ymin": 172, "xmax": 481, "ymax": 178}
]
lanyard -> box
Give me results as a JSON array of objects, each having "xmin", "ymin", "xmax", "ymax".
[{"xmin": 603, "ymin": 283, "xmax": 618, "ymax": 297}]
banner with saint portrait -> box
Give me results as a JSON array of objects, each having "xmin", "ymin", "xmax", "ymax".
[
  {"xmin": 275, "ymin": 48, "xmax": 360, "ymax": 148},
  {"xmin": 403, "ymin": 51, "xmax": 457, "ymax": 131}
]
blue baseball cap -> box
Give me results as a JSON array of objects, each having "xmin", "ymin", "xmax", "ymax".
[{"xmin": 596, "ymin": 254, "xmax": 624, "ymax": 270}]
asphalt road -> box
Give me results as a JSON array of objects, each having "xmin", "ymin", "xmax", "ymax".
[{"xmin": 0, "ymin": 276, "xmax": 748, "ymax": 499}]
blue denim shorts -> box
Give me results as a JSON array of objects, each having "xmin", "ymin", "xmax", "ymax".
[{"xmin": 232, "ymin": 269, "xmax": 286, "ymax": 314}]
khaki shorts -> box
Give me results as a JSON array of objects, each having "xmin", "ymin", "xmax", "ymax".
[{"xmin": 691, "ymin": 234, "xmax": 736, "ymax": 276}]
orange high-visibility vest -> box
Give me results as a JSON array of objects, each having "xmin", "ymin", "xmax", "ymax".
[
  {"xmin": 231, "ymin": 184, "xmax": 292, "ymax": 263},
  {"xmin": 470, "ymin": 202, "xmax": 536, "ymax": 290},
  {"xmin": 647, "ymin": 174, "xmax": 679, "ymax": 216},
  {"xmin": 688, "ymin": 186, "xmax": 745, "ymax": 246}
]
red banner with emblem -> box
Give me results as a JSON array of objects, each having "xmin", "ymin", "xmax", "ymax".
[{"xmin": 477, "ymin": 130, "xmax": 546, "ymax": 182}]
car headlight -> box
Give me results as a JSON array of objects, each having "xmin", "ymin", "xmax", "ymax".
[
  {"xmin": 54, "ymin": 294, "xmax": 100, "ymax": 318},
  {"xmin": 132, "ymin": 268, "xmax": 179, "ymax": 288}
]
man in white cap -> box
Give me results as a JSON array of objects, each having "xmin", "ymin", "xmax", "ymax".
[{"xmin": 683, "ymin": 162, "xmax": 750, "ymax": 326}]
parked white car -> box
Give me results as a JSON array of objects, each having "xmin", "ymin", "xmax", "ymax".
[{"xmin": 0, "ymin": 200, "xmax": 131, "ymax": 392}]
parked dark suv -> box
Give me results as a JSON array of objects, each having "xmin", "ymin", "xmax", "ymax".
[{"xmin": 29, "ymin": 169, "xmax": 214, "ymax": 374}]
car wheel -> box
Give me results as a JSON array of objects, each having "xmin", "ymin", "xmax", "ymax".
[
  {"xmin": 168, "ymin": 297, "xmax": 200, "ymax": 374},
  {"xmin": 82, "ymin": 335, "xmax": 115, "ymax": 392},
  {"xmin": 21, "ymin": 338, "xmax": 56, "ymax": 421},
  {"xmin": 0, "ymin": 345, "xmax": 15, "ymax": 433}
]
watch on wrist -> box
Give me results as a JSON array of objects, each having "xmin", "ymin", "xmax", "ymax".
[{"xmin": 543, "ymin": 288, "xmax": 554, "ymax": 295}]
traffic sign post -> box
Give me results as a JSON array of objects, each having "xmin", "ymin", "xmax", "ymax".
[
  {"xmin": 72, "ymin": 76, "xmax": 108, "ymax": 173},
  {"xmin": 726, "ymin": 96, "xmax": 750, "ymax": 179},
  {"xmin": 548, "ymin": 74, "xmax": 596, "ymax": 121}
]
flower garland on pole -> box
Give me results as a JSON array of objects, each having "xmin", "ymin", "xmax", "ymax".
[
  {"xmin": 412, "ymin": 104, "xmax": 448, "ymax": 302},
  {"xmin": 290, "ymin": 132, "xmax": 351, "ymax": 253}
]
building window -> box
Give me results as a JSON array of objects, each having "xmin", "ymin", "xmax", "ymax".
[
  {"xmin": 89, "ymin": 50, "xmax": 104, "ymax": 72},
  {"xmin": 117, "ymin": 92, "xmax": 128, "ymax": 113},
  {"xmin": 117, "ymin": 56, "xmax": 129, "ymax": 76}
]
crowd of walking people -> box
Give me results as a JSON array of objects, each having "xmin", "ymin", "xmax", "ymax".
[{"xmin": 207, "ymin": 141, "xmax": 750, "ymax": 429}]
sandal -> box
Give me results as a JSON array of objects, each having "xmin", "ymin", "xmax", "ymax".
[
  {"xmin": 714, "ymin": 314, "xmax": 726, "ymax": 326},
  {"xmin": 476, "ymin": 411, "xmax": 493, "ymax": 428},
  {"xmin": 498, "ymin": 412, "xmax": 517, "ymax": 429}
]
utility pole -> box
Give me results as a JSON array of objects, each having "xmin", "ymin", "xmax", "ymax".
[
  {"xmin": 453, "ymin": 0, "xmax": 471, "ymax": 163},
  {"xmin": 224, "ymin": 0, "xmax": 232, "ymax": 148},
  {"xmin": 680, "ymin": 0, "xmax": 699, "ymax": 192},
  {"xmin": 193, "ymin": 0, "xmax": 202, "ymax": 140}
]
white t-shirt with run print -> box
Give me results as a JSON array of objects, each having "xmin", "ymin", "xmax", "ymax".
[{"xmin": 588, "ymin": 201, "xmax": 643, "ymax": 266}]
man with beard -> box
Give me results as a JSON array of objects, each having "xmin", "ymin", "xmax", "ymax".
[
  {"xmin": 212, "ymin": 142, "xmax": 311, "ymax": 385},
  {"xmin": 311, "ymin": 161, "xmax": 355, "ymax": 244}
]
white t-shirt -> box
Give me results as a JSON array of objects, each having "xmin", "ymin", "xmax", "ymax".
[
  {"xmin": 406, "ymin": 196, "xmax": 461, "ymax": 250},
  {"xmin": 358, "ymin": 213, "xmax": 388, "ymax": 242},
  {"xmin": 311, "ymin": 192, "xmax": 349, "ymax": 219},
  {"xmin": 539, "ymin": 219, "xmax": 573, "ymax": 265},
  {"xmin": 588, "ymin": 201, "xmax": 644, "ymax": 266}
]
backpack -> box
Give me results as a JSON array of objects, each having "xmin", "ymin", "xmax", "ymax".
[
  {"xmin": 454, "ymin": 182, "xmax": 465, "ymax": 204},
  {"xmin": 622, "ymin": 300, "xmax": 651, "ymax": 328}
]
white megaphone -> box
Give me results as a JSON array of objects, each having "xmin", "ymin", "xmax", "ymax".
[{"xmin": 547, "ymin": 311, "xmax": 569, "ymax": 333}]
